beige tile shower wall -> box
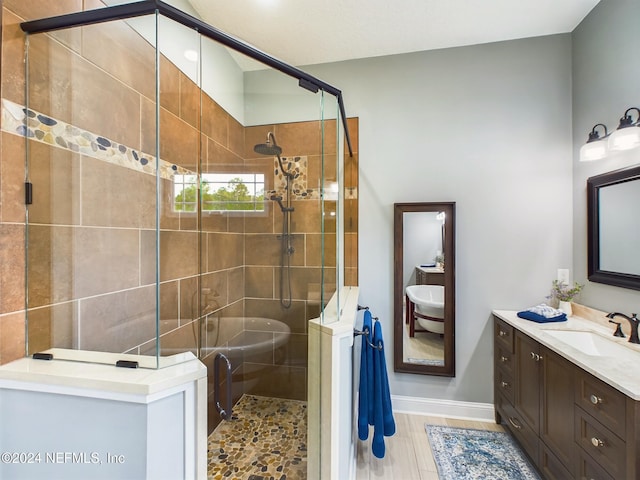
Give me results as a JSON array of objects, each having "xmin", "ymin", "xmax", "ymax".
[
  {"xmin": 344, "ymin": 118, "xmax": 359, "ymax": 286},
  {"xmin": 243, "ymin": 116, "xmax": 358, "ymax": 308}
]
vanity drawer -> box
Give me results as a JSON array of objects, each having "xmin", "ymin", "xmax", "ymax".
[
  {"xmin": 495, "ymin": 317, "xmax": 514, "ymax": 353},
  {"xmin": 575, "ymin": 370, "xmax": 626, "ymax": 437},
  {"xmin": 497, "ymin": 393, "xmax": 539, "ymax": 465},
  {"xmin": 576, "ymin": 448, "xmax": 615, "ymax": 480},
  {"xmin": 574, "ymin": 407, "xmax": 625, "ymax": 480},
  {"xmin": 495, "ymin": 368, "xmax": 514, "ymax": 404},
  {"xmin": 495, "ymin": 343, "xmax": 514, "ymax": 377}
]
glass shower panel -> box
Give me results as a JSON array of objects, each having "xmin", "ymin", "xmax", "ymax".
[
  {"xmin": 24, "ymin": 14, "xmax": 162, "ymax": 367},
  {"xmin": 320, "ymin": 92, "xmax": 342, "ymax": 322},
  {"xmin": 198, "ymin": 40, "xmax": 330, "ymax": 478},
  {"xmin": 150, "ymin": 15, "xmax": 202, "ymax": 360}
]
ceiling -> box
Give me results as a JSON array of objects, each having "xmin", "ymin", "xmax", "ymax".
[{"xmin": 186, "ymin": 0, "xmax": 600, "ymax": 70}]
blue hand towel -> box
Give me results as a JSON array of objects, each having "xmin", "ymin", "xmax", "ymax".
[
  {"xmin": 371, "ymin": 320, "xmax": 395, "ymax": 459},
  {"xmin": 374, "ymin": 321, "xmax": 395, "ymax": 437},
  {"xmin": 357, "ymin": 310, "xmax": 373, "ymax": 440},
  {"xmin": 365, "ymin": 314, "xmax": 375, "ymax": 428},
  {"xmin": 517, "ymin": 303, "xmax": 567, "ymax": 323}
]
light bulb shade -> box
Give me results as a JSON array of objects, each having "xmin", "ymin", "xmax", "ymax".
[
  {"xmin": 608, "ymin": 107, "xmax": 640, "ymax": 152},
  {"xmin": 580, "ymin": 140, "xmax": 608, "ymax": 161},
  {"xmin": 580, "ymin": 123, "xmax": 609, "ymax": 162},
  {"xmin": 608, "ymin": 126, "xmax": 640, "ymax": 151}
]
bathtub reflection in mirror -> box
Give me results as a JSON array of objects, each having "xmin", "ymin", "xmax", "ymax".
[{"xmin": 394, "ymin": 203, "xmax": 455, "ymax": 376}]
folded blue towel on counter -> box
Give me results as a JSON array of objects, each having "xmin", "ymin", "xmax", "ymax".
[{"xmin": 517, "ymin": 303, "xmax": 567, "ymax": 323}]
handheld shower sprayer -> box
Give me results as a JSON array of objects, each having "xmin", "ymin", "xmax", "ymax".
[
  {"xmin": 270, "ymin": 194, "xmax": 293, "ymax": 212},
  {"xmin": 253, "ymin": 132, "xmax": 295, "ymax": 309}
]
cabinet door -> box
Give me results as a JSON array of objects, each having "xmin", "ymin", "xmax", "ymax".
[
  {"xmin": 541, "ymin": 346, "xmax": 575, "ymax": 475},
  {"xmin": 515, "ymin": 330, "xmax": 541, "ymax": 434}
]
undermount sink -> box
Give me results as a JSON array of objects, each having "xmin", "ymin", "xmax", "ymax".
[{"xmin": 544, "ymin": 330, "xmax": 630, "ymax": 357}]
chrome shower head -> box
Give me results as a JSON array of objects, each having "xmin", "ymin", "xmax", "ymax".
[{"xmin": 254, "ymin": 132, "xmax": 282, "ymax": 156}]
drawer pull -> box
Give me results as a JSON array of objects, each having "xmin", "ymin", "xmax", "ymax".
[
  {"xmin": 590, "ymin": 437, "xmax": 604, "ymax": 448},
  {"xmin": 589, "ymin": 394, "xmax": 602, "ymax": 405},
  {"xmin": 501, "ymin": 381, "xmax": 510, "ymax": 388},
  {"xmin": 499, "ymin": 330, "xmax": 507, "ymax": 337},
  {"xmin": 508, "ymin": 417, "xmax": 522, "ymax": 430},
  {"xmin": 500, "ymin": 356, "xmax": 509, "ymax": 362},
  {"xmin": 530, "ymin": 352, "xmax": 543, "ymax": 362}
]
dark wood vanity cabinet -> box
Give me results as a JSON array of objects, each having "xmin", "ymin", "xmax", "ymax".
[
  {"xmin": 414, "ymin": 267, "xmax": 445, "ymax": 286},
  {"xmin": 495, "ymin": 320, "xmax": 574, "ymax": 478},
  {"xmin": 493, "ymin": 316, "xmax": 640, "ymax": 480}
]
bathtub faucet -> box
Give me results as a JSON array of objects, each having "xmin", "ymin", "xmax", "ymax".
[{"xmin": 606, "ymin": 312, "xmax": 640, "ymax": 344}]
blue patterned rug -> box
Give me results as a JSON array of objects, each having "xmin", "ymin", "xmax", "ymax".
[{"xmin": 425, "ymin": 425, "xmax": 541, "ymax": 480}]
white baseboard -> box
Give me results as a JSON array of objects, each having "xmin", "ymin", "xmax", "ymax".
[{"xmin": 391, "ymin": 394, "xmax": 496, "ymax": 423}]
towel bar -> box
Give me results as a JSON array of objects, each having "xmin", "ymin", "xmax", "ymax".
[{"xmin": 354, "ymin": 327, "xmax": 383, "ymax": 350}]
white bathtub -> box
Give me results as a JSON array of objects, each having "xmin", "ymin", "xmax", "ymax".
[
  {"xmin": 405, "ymin": 285, "xmax": 445, "ymax": 335},
  {"xmin": 201, "ymin": 316, "xmax": 291, "ymax": 357},
  {"xmin": 148, "ymin": 316, "xmax": 291, "ymax": 358}
]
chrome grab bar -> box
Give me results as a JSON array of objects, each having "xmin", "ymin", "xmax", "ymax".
[{"xmin": 214, "ymin": 353, "xmax": 232, "ymax": 420}]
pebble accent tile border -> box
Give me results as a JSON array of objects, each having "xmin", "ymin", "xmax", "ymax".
[
  {"xmin": 1, "ymin": 98, "xmax": 192, "ymax": 181},
  {"xmin": 3, "ymin": 98, "xmax": 329, "ymax": 203},
  {"xmin": 207, "ymin": 394, "xmax": 307, "ymax": 480},
  {"xmin": 272, "ymin": 156, "xmax": 320, "ymax": 201}
]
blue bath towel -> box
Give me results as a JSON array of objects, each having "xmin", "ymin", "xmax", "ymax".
[
  {"xmin": 357, "ymin": 310, "xmax": 374, "ymax": 441},
  {"xmin": 517, "ymin": 303, "xmax": 567, "ymax": 323},
  {"xmin": 371, "ymin": 320, "xmax": 395, "ymax": 458}
]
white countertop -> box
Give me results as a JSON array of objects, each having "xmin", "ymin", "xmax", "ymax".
[
  {"xmin": 493, "ymin": 310, "xmax": 640, "ymax": 400},
  {"xmin": 0, "ymin": 349, "xmax": 207, "ymax": 397}
]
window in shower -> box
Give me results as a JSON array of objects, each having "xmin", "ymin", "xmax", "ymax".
[{"xmin": 173, "ymin": 172, "xmax": 265, "ymax": 212}]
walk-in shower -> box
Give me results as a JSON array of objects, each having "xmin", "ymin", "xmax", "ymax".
[
  {"xmin": 17, "ymin": 1, "xmax": 353, "ymax": 478},
  {"xmin": 254, "ymin": 132, "xmax": 295, "ymax": 309}
]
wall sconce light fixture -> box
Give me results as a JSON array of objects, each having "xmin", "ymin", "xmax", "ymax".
[
  {"xmin": 608, "ymin": 107, "xmax": 640, "ymax": 152},
  {"xmin": 579, "ymin": 123, "xmax": 609, "ymax": 161}
]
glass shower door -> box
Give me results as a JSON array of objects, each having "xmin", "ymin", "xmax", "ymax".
[{"xmin": 23, "ymin": 13, "xmax": 164, "ymax": 367}]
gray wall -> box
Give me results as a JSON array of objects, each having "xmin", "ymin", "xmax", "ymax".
[
  {"xmin": 572, "ymin": 0, "xmax": 640, "ymax": 313},
  {"xmin": 248, "ymin": 34, "xmax": 574, "ymax": 403}
]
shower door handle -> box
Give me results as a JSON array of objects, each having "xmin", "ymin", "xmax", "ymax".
[{"xmin": 214, "ymin": 353, "xmax": 233, "ymax": 420}]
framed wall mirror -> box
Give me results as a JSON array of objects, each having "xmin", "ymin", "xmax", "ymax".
[
  {"xmin": 393, "ymin": 202, "xmax": 455, "ymax": 376},
  {"xmin": 587, "ymin": 164, "xmax": 640, "ymax": 290}
]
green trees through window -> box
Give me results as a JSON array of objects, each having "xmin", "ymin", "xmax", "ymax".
[{"xmin": 174, "ymin": 173, "xmax": 265, "ymax": 212}]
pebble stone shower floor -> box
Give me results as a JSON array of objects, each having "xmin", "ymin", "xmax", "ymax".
[{"xmin": 207, "ymin": 395, "xmax": 307, "ymax": 480}]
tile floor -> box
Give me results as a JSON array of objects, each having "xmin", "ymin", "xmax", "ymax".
[{"xmin": 207, "ymin": 395, "xmax": 307, "ymax": 480}]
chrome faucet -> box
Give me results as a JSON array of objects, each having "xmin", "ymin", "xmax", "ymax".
[{"xmin": 606, "ymin": 312, "xmax": 640, "ymax": 344}]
